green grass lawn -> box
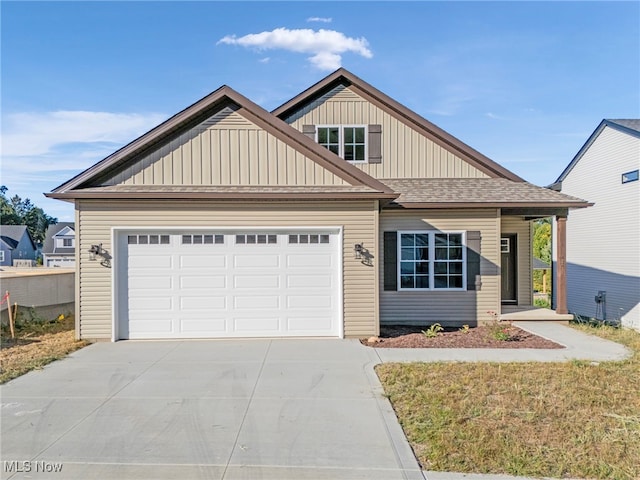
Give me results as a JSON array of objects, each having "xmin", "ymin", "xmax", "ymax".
[{"xmin": 376, "ymin": 324, "xmax": 640, "ymax": 480}]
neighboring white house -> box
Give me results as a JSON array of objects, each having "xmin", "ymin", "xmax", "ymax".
[
  {"xmin": 42, "ymin": 222, "xmax": 76, "ymax": 268},
  {"xmin": 551, "ymin": 119, "xmax": 640, "ymax": 330}
]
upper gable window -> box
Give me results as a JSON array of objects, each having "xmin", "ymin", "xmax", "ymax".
[{"xmin": 317, "ymin": 125, "xmax": 367, "ymax": 163}]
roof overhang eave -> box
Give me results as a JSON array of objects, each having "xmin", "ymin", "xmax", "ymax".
[
  {"xmin": 45, "ymin": 191, "xmax": 400, "ymax": 201},
  {"xmin": 387, "ymin": 201, "xmax": 593, "ymax": 210}
]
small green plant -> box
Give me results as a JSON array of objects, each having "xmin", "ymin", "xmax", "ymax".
[
  {"xmin": 486, "ymin": 319, "xmax": 513, "ymax": 341},
  {"xmin": 459, "ymin": 324, "xmax": 471, "ymax": 334},
  {"xmin": 422, "ymin": 323, "xmax": 444, "ymax": 338},
  {"xmin": 534, "ymin": 297, "xmax": 551, "ymax": 308}
]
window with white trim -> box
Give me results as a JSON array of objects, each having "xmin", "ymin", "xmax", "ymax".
[
  {"xmin": 398, "ymin": 231, "xmax": 466, "ymax": 290},
  {"xmin": 0, "ymin": 251, "xmax": 4, "ymax": 262},
  {"xmin": 63, "ymin": 238, "xmax": 74, "ymax": 247},
  {"xmin": 317, "ymin": 125, "xmax": 367, "ymax": 162}
]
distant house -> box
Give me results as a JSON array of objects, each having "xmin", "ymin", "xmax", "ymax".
[
  {"xmin": 0, "ymin": 225, "xmax": 37, "ymax": 267},
  {"xmin": 42, "ymin": 222, "xmax": 76, "ymax": 268},
  {"xmin": 551, "ymin": 119, "xmax": 640, "ymax": 330}
]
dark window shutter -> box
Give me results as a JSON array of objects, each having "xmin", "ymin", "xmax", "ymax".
[
  {"xmin": 383, "ymin": 231, "xmax": 397, "ymax": 291},
  {"xmin": 466, "ymin": 231, "xmax": 481, "ymax": 291},
  {"xmin": 302, "ymin": 124, "xmax": 316, "ymax": 140},
  {"xmin": 368, "ymin": 124, "xmax": 382, "ymax": 164}
]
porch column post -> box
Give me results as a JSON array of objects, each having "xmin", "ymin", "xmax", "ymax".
[{"xmin": 556, "ymin": 215, "xmax": 568, "ymax": 314}]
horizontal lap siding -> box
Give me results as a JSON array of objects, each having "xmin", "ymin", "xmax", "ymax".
[
  {"xmin": 560, "ymin": 127, "xmax": 640, "ymax": 328},
  {"xmin": 501, "ymin": 216, "xmax": 533, "ymax": 306},
  {"xmin": 379, "ymin": 209, "xmax": 500, "ymax": 326},
  {"xmin": 285, "ymin": 85, "xmax": 489, "ymax": 179},
  {"xmin": 104, "ymin": 109, "xmax": 347, "ymax": 187},
  {"xmin": 77, "ymin": 200, "xmax": 378, "ymax": 339}
]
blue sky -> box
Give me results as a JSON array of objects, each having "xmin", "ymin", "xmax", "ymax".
[{"xmin": 2, "ymin": 1, "xmax": 638, "ymax": 222}]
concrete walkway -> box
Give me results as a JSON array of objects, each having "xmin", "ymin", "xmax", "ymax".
[
  {"xmin": 374, "ymin": 321, "xmax": 631, "ymax": 364},
  {"xmin": 1, "ymin": 322, "xmax": 631, "ymax": 480}
]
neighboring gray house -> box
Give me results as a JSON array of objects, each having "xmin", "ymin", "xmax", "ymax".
[
  {"xmin": 42, "ymin": 222, "xmax": 76, "ymax": 268},
  {"xmin": 0, "ymin": 225, "xmax": 37, "ymax": 267},
  {"xmin": 551, "ymin": 119, "xmax": 640, "ymax": 330}
]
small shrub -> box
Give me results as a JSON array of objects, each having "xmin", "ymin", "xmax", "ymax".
[
  {"xmin": 459, "ymin": 324, "xmax": 471, "ymax": 334},
  {"xmin": 486, "ymin": 319, "xmax": 513, "ymax": 341},
  {"xmin": 422, "ymin": 323, "xmax": 444, "ymax": 338},
  {"xmin": 534, "ymin": 297, "xmax": 551, "ymax": 308}
]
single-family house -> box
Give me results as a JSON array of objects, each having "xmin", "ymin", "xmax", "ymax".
[
  {"xmin": 48, "ymin": 69, "xmax": 590, "ymax": 341},
  {"xmin": 0, "ymin": 225, "xmax": 37, "ymax": 267},
  {"xmin": 551, "ymin": 119, "xmax": 639, "ymax": 330},
  {"xmin": 42, "ymin": 222, "xmax": 76, "ymax": 268}
]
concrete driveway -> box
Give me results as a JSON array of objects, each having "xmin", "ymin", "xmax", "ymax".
[{"xmin": 1, "ymin": 339, "xmax": 424, "ymax": 480}]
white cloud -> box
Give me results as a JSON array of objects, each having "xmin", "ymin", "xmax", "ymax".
[
  {"xmin": 307, "ymin": 17, "xmax": 332, "ymax": 23},
  {"xmin": 259, "ymin": 57, "xmax": 271, "ymax": 63},
  {"xmin": 1, "ymin": 110, "xmax": 166, "ymax": 157},
  {"xmin": 218, "ymin": 28, "xmax": 372, "ymax": 70}
]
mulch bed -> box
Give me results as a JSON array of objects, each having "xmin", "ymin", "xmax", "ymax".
[{"xmin": 361, "ymin": 324, "xmax": 564, "ymax": 349}]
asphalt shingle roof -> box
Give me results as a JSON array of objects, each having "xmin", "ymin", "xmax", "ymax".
[
  {"xmin": 0, "ymin": 225, "xmax": 29, "ymax": 250},
  {"xmin": 380, "ymin": 178, "xmax": 590, "ymax": 206},
  {"xmin": 608, "ymin": 119, "xmax": 640, "ymax": 133}
]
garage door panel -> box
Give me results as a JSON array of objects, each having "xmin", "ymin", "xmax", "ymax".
[
  {"xmin": 180, "ymin": 255, "xmax": 226, "ymax": 268},
  {"xmin": 233, "ymin": 317, "xmax": 280, "ymax": 332},
  {"xmin": 180, "ymin": 296, "xmax": 226, "ymax": 310},
  {"xmin": 233, "ymin": 254, "xmax": 279, "ymax": 268},
  {"xmin": 287, "ymin": 317, "xmax": 333, "ymax": 331},
  {"xmin": 129, "ymin": 319, "xmax": 174, "ymax": 334},
  {"xmin": 122, "ymin": 230, "xmax": 340, "ymax": 339},
  {"xmin": 128, "ymin": 276, "xmax": 172, "ymax": 290},
  {"xmin": 129, "ymin": 255, "xmax": 172, "ymax": 268},
  {"xmin": 180, "ymin": 275, "xmax": 226, "ymax": 289},
  {"xmin": 130, "ymin": 297, "xmax": 173, "ymax": 310},
  {"xmin": 180, "ymin": 318, "xmax": 227, "ymax": 333},
  {"xmin": 287, "ymin": 295, "xmax": 333, "ymax": 308},
  {"xmin": 234, "ymin": 275, "xmax": 280, "ymax": 289},
  {"xmin": 286, "ymin": 254, "xmax": 332, "ymax": 268},
  {"xmin": 287, "ymin": 275, "xmax": 332, "ymax": 288},
  {"xmin": 234, "ymin": 295, "xmax": 279, "ymax": 309}
]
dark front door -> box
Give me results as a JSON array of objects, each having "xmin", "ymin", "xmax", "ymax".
[{"xmin": 501, "ymin": 235, "xmax": 517, "ymax": 304}]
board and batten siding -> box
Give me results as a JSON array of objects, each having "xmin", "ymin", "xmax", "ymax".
[
  {"xmin": 500, "ymin": 216, "xmax": 533, "ymax": 306},
  {"xmin": 76, "ymin": 200, "xmax": 379, "ymax": 340},
  {"xmin": 379, "ymin": 209, "xmax": 500, "ymax": 326},
  {"xmin": 558, "ymin": 126, "xmax": 640, "ymax": 330},
  {"xmin": 101, "ymin": 107, "xmax": 347, "ymax": 187},
  {"xmin": 284, "ymin": 85, "xmax": 490, "ymax": 180}
]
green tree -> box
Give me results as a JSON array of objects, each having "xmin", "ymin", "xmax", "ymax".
[
  {"xmin": 533, "ymin": 218, "xmax": 551, "ymax": 264},
  {"xmin": 0, "ymin": 186, "xmax": 57, "ymax": 244},
  {"xmin": 533, "ymin": 218, "xmax": 552, "ymax": 294}
]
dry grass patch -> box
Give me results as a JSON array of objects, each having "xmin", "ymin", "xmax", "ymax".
[
  {"xmin": 376, "ymin": 324, "xmax": 640, "ymax": 479},
  {"xmin": 1, "ymin": 315, "xmax": 89, "ymax": 384}
]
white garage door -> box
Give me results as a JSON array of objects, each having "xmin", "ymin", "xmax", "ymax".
[{"xmin": 118, "ymin": 231, "xmax": 341, "ymax": 339}]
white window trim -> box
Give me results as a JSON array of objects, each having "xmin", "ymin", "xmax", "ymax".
[
  {"xmin": 397, "ymin": 230, "xmax": 467, "ymax": 291},
  {"xmin": 316, "ymin": 125, "xmax": 368, "ymax": 163}
]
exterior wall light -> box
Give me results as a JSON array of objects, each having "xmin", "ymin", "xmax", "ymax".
[
  {"xmin": 88, "ymin": 244, "xmax": 111, "ymax": 267},
  {"xmin": 354, "ymin": 243, "xmax": 363, "ymax": 260}
]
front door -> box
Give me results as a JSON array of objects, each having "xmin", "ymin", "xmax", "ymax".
[{"xmin": 501, "ymin": 235, "xmax": 517, "ymax": 304}]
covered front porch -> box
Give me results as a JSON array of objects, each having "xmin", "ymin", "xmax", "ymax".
[{"xmin": 500, "ymin": 305, "xmax": 574, "ymax": 323}]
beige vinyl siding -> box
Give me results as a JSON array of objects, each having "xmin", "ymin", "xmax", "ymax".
[
  {"xmin": 76, "ymin": 200, "xmax": 378, "ymax": 340},
  {"xmin": 501, "ymin": 216, "xmax": 533, "ymax": 306},
  {"xmin": 379, "ymin": 209, "xmax": 500, "ymax": 326},
  {"xmin": 284, "ymin": 85, "xmax": 490, "ymax": 179},
  {"xmin": 101, "ymin": 107, "xmax": 347, "ymax": 187}
]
